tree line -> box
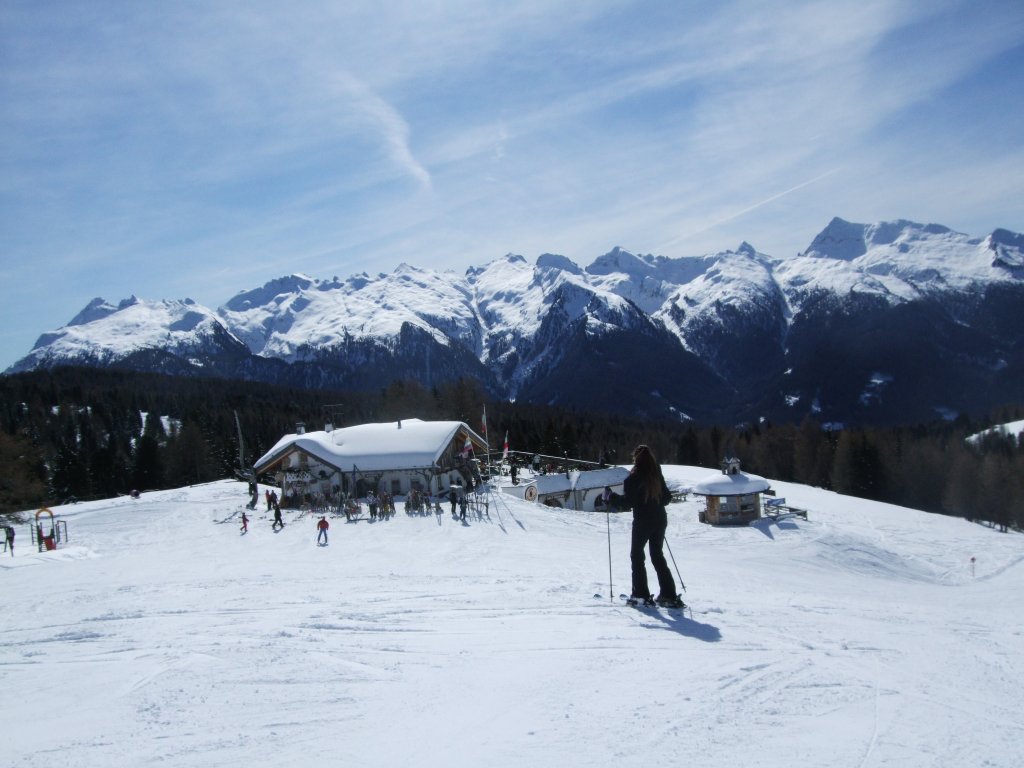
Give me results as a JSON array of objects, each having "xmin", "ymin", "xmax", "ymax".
[{"xmin": 1, "ymin": 367, "xmax": 1021, "ymax": 531}]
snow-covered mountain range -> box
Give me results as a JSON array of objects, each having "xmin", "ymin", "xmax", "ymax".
[{"xmin": 9, "ymin": 218, "xmax": 1024, "ymax": 424}]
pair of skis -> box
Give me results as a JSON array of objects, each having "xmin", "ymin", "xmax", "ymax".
[
  {"xmin": 620, "ymin": 593, "xmax": 688, "ymax": 610},
  {"xmin": 593, "ymin": 592, "xmax": 691, "ymax": 616}
]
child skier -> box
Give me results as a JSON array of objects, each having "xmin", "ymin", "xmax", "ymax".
[{"xmin": 240, "ymin": 511, "xmax": 249, "ymax": 534}]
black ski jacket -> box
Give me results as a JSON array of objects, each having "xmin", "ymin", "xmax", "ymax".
[{"xmin": 622, "ymin": 472, "xmax": 671, "ymax": 525}]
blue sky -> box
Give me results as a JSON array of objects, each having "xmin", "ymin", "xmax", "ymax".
[{"xmin": 2, "ymin": 0, "xmax": 1023, "ymax": 370}]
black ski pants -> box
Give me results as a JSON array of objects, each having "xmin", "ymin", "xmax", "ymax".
[{"xmin": 630, "ymin": 513, "xmax": 676, "ymax": 600}]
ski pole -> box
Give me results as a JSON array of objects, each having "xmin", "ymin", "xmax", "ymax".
[
  {"xmin": 606, "ymin": 511, "xmax": 614, "ymax": 603},
  {"xmin": 665, "ymin": 536, "xmax": 686, "ymax": 593}
]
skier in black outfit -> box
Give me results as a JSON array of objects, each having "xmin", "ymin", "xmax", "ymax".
[{"xmin": 622, "ymin": 444, "xmax": 682, "ymax": 607}]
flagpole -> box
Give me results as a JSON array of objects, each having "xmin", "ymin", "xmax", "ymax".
[{"xmin": 482, "ymin": 404, "xmax": 491, "ymax": 481}]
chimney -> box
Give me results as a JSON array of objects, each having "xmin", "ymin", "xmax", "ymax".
[{"xmin": 296, "ymin": 422, "xmax": 306, "ymax": 435}]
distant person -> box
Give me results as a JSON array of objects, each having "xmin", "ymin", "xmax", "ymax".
[
  {"xmin": 622, "ymin": 444, "xmax": 682, "ymax": 608},
  {"xmin": 459, "ymin": 493, "xmax": 468, "ymax": 522},
  {"xmin": 317, "ymin": 515, "xmax": 329, "ymax": 545},
  {"xmin": 265, "ymin": 489, "xmax": 272, "ymax": 512},
  {"xmin": 272, "ymin": 505, "xmax": 284, "ymax": 531},
  {"xmin": 449, "ymin": 487, "xmax": 458, "ymax": 517},
  {"xmin": 4, "ymin": 525, "xmax": 14, "ymax": 556},
  {"xmin": 240, "ymin": 511, "xmax": 249, "ymax": 534}
]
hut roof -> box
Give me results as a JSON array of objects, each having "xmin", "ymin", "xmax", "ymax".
[
  {"xmin": 527, "ymin": 466, "xmax": 629, "ymax": 496},
  {"xmin": 693, "ymin": 468, "xmax": 771, "ymax": 496},
  {"xmin": 254, "ymin": 419, "xmax": 485, "ymax": 474}
]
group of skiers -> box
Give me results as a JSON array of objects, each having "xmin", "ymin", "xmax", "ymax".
[
  {"xmin": 366, "ymin": 491, "xmax": 397, "ymax": 521},
  {"xmin": 448, "ymin": 485, "xmax": 470, "ymax": 521},
  {"xmin": 238, "ymin": 505, "xmax": 326, "ymax": 543}
]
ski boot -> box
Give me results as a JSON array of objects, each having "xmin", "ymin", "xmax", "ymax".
[
  {"xmin": 656, "ymin": 594, "xmax": 686, "ymax": 609},
  {"xmin": 626, "ymin": 594, "xmax": 656, "ymax": 607}
]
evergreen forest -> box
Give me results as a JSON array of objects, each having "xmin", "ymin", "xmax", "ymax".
[{"xmin": 1, "ymin": 367, "xmax": 1021, "ymax": 532}]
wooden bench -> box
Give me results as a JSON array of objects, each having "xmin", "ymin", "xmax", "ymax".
[{"xmin": 763, "ymin": 497, "xmax": 808, "ymax": 520}]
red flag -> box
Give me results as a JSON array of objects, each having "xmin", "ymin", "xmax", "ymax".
[{"xmin": 502, "ymin": 431, "xmax": 509, "ymax": 460}]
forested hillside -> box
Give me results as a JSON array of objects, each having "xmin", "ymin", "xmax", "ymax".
[{"xmin": 1, "ymin": 367, "xmax": 1021, "ymax": 531}]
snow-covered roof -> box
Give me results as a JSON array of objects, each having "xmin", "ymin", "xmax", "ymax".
[
  {"xmin": 254, "ymin": 419, "xmax": 485, "ymax": 474},
  {"xmin": 528, "ymin": 466, "xmax": 629, "ymax": 495},
  {"xmin": 693, "ymin": 468, "xmax": 771, "ymax": 496}
]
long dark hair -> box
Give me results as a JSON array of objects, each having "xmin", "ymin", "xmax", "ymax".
[{"xmin": 630, "ymin": 444, "xmax": 663, "ymax": 503}]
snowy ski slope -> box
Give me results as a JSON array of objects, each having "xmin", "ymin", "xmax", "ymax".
[{"xmin": 2, "ymin": 467, "xmax": 1022, "ymax": 767}]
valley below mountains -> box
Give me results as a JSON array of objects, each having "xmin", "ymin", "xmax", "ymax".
[{"xmin": 9, "ymin": 218, "xmax": 1024, "ymax": 426}]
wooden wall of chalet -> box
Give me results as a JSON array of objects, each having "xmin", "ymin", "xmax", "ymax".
[{"xmin": 700, "ymin": 493, "xmax": 763, "ymax": 525}]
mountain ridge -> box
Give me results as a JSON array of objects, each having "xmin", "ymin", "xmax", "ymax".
[{"xmin": 8, "ymin": 217, "xmax": 1024, "ymax": 425}]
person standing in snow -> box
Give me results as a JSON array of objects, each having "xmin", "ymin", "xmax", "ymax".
[
  {"xmin": 316, "ymin": 515, "xmax": 329, "ymax": 545},
  {"xmin": 272, "ymin": 504, "xmax": 284, "ymax": 531},
  {"xmin": 622, "ymin": 444, "xmax": 681, "ymax": 607},
  {"xmin": 240, "ymin": 511, "xmax": 249, "ymax": 534},
  {"xmin": 4, "ymin": 525, "xmax": 14, "ymax": 556},
  {"xmin": 449, "ymin": 486, "xmax": 458, "ymax": 517}
]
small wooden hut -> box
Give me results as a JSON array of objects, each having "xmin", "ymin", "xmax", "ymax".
[{"xmin": 694, "ymin": 457, "xmax": 771, "ymax": 525}]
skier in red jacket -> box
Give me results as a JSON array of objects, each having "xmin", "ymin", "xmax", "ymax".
[{"xmin": 316, "ymin": 516, "xmax": 329, "ymax": 545}]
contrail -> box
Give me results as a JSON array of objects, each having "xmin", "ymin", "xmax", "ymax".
[{"xmin": 657, "ymin": 167, "xmax": 843, "ymax": 252}]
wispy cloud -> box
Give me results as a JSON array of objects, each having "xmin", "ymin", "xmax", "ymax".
[
  {"xmin": 0, "ymin": 0, "xmax": 1022, "ymax": 369},
  {"xmin": 654, "ymin": 168, "xmax": 846, "ymax": 253},
  {"xmin": 331, "ymin": 72, "xmax": 432, "ymax": 191}
]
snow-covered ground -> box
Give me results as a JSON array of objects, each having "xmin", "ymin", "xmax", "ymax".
[
  {"xmin": 3, "ymin": 468, "xmax": 1022, "ymax": 767},
  {"xmin": 967, "ymin": 419, "xmax": 1024, "ymax": 445}
]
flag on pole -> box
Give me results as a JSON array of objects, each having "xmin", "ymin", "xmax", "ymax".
[
  {"xmin": 502, "ymin": 431, "xmax": 509, "ymax": 460},
  {"xmin": 482, "ymin": 404, "xmax": 488, "ymax": 440}
]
